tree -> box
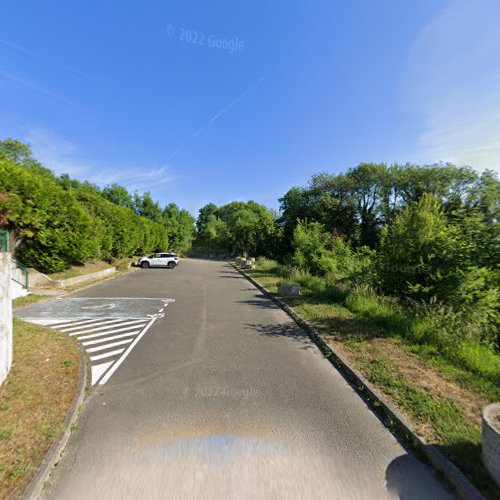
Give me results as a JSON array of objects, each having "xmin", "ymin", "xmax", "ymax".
[
  {"xmin": 162, "ymin": 203, "xmax": 195, "ymax": 254},
  {"xmin": 102, "ymin": 183, "xmax": 134, "ymax": 210},
  {"xmin": 133, "ymin": 191, "xmax": 163, "ymax": 223},
  {"xmin": 195, "ymin": 201, "xmax": 276, "ymax": 256}
]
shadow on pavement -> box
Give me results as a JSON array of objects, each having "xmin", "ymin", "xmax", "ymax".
[
  {"xmin": 244, "ymin": 322, "xmax": 314, "ymax": 350},
  {"xmin": 219, "ymin": 271, "xmax": 244, "ymax": 279},
  {"xmin": 236, "ymin": 293, "xmax": 280, "ymax": 310},
  {"xmin": 385, "ymin": 453, "xmax": 455, "ymax": 499}
]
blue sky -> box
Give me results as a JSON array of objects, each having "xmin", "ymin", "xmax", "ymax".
[{"xmin": 1, "ymin": 0, "xmax": 499, "ymax": 215}]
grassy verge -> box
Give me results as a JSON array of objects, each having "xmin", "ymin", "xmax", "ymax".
[
  {"xmin": 12, "ymin": 294, "xmax": 50, "ymax": 309},
  {"xmin": 0, "ymin": 319, "xmax": 80, "ymax": 499},
  {"xmin": 62, "ymin": 257, "xmax": 138, "ymax": 292},
  {"xmin": 243, "ymin": 258, "xmax": 500, "ymax": 498}
]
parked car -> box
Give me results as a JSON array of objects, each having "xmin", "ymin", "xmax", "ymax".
[{"xmin": 137, "ymin": 253, "xmax": 179, "ymax": 269}]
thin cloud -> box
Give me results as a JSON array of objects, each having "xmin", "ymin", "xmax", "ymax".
[
  {"xmin": 0, "ymin": 69, "xmax": 77, "ymax": 107},
  {"xmin": 167, "ymin": 23, "xmax": 327, "ymax": 160},
  {"xmin": 0, "ymin": 38, "xmax": 35, "ymax": 57},
  {"xmin": 403, "ymin": 0, "xmax": 500, "ymax": 172},
  {"xmin": 26, "ymin": 128, "xmax": 85, "ymax": 176},
  {"xmin": 24, "ymin": 128, "xmax": 176, "ymax": 192},
  {"xmin": 169, "ymin": 72, "xmax": 271, "ymax": 159},
  {"xmin": 65, "ymin": 65, "xmax": 93, "ymax": 82}
]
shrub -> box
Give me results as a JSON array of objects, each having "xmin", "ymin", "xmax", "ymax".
[
  {"xmin": 0, "ymin": 160, "xmax": 96, "ymax": 272},
  {"xmin": 289, "ymin": 220, "xmax": 375, "ymax": 283},
  {"xmin": 0, "ymin": 157, "xmax": 168, "ymax": 272}
]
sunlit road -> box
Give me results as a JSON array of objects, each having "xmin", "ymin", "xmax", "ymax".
[{"xmin": 26, "ymin": 259, "xmax": 453, "ymax": 499}]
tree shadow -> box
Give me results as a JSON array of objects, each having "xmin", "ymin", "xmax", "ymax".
[
  {"xmin": 236, "ymin": 293, "xmax": 280, "ymax": 310},
  {"xmin": 244, "ymin": 322, "xmax": 314, "ymax": 350}
]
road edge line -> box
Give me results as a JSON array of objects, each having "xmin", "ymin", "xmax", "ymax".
[
  {"xmin": 230, "ymin": 262, "xmax": 484, "ymax": 500},
  {"xmin": 22, "ymin": 333, "xmax": 89, "ymax": 500}
]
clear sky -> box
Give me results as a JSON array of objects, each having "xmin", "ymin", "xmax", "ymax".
[{"xmin": 1, "ymin": 1, "xmax": 499, "ymax": 215}]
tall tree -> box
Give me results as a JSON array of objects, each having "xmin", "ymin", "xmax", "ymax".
[{"xmin": 102, "ymin": 183, "xmax": 134, "ymax": 210}]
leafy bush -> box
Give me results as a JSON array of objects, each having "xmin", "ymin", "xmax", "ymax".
[
  {"xmin": 0, "ymin": 159, "xmax": 96, "ymax": 272},
  {"xmin": 195, "ymin": 201, "xmax": 276, "ymax": 256},
  {"xmin": 0, "ymin": 152, "xmax": 168, "ymax": 272},
  {"xmin": 376, "ymin": 194, "xmax": 499, "ymax": 344},
  {"xmin": 289, "ymin": 220, "xmax": 374, "ymax": 280}
]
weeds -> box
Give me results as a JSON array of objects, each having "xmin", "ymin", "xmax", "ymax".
[{"xmin": 247, "ymin": 259, "xmax": 500, "ymax": 496}]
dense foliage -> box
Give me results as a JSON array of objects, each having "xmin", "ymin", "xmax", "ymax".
[
  {"xmin": 194, "ymin": 201, "xmax": 277, "ymax": 256},
  {"xmin": 0, "ymin": 138, "xmax": 195, "ymax": 272},
  {"xmin": 195, "ymin": 162, "xmax": 499, "ymax": 349},
  {"xmin": 2, "ymin": 135, "xmax": 498, "ymax": 350}
]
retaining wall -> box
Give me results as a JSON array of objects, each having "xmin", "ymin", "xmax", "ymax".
[{"xmin": 53, "ymin": 267, "xmax": 116, "ymax": 287}]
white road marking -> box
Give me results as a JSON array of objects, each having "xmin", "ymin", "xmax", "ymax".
[
  {"xmin": 35, "ymin": 318, "xmax": 80, "ymax": 327},
  {"xmin": 68, "ymin": 297, "xmax": 175, "ymax": 301},
  {"xmin": 20, "ymin": 297, "xmax": 175, "ymax": 385},
  {"xmin": 91, "ymin": 361, "xmax": 114, "ymax": 386},
  {"xmin": 82, "ymin": 331, "xmax": 141, "ymax": 346},
  {"xmin": 81, "ymin": 303, "xmax": 116, "ymax": 310},
  {"xmin": 24, "ymin": 318, "xmax": 83, "ymax": 327},
  {"xmin": 58, "ymin": 318, "xmax": 124, "ymax": 330},
  {"xmin": 90, "ymin": 348, "xmax": 126, "ymax": 362},
  {"xmin": 61, "ymin": 318, "xmax": 135, "ymax": 332},
  {"xmin": 98, "ymin": 318, "xmax": 157, "ymax": 385},
  {"xmin": 75, "ymin": 327, "xmax": 142, "ymax": 341},
  {"xmin": 86, "ymin": 338, "xmax": 134, "ymax": 353},
  {"xmin": 63, "ymin": 319, "xmax": 147, "ymax": 334},
  {"xmin": 70, "ymin": 323, "xmax": 148, "ymax": 339}
]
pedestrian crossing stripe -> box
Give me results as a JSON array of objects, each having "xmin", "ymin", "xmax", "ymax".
[{"xmin": 26, "ymin": 316, "xmax": 158, "ymax": 386}]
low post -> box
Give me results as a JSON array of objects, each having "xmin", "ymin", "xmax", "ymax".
[
  {"xmin": 483, "ymin": 403, "xmax": 500, "ymax": 487},
  {"xmin": 278, "ymin": 284, "xmax": 301, "ymax": 297}
]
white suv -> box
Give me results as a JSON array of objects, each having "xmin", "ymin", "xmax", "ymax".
[{"xmin": 138, "ymin": 253, "xmax": 179, "ymax": 269}]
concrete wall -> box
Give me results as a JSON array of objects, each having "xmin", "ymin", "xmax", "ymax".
[
  {"xmin": 53, "ymin": 267, "xmax": 115, "ymax": 288},
  {"xmin": 11, "ymin": 279, "xmax": 28, "ymax": 299},
  {"xmin": 0, "ymin": 252, "xmax": 13, "ymax": 385},
  {"xmin": 29, "ymin": 267, "xmax": 115, "ymax": 289},
  {"xmin": 11, "ymin": 263, "xmax": 28, "ymax": 299},
  {"xmin": 29, "ymin": 268, "xmax": 56, "ymax": 288}
]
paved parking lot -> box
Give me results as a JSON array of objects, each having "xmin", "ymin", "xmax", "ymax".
[
  {"xmin": 17, "ymin": 260, "xmax": 453, "ymax": 499},
  {"xmin": 17, "ymin": 298, "xmax": 174, "ymax": 385}
]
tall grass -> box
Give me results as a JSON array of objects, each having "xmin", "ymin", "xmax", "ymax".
[{"xmin": 268, "ymin": 259, "xmax": 500, "ymax": 383}]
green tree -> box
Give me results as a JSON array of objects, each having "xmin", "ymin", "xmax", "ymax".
[
  {"xmin": 102, "ymin": 183, "xmax": 134, "ymax": 210},
  {"xmin": 133, "ymin": 191, "xmax": 163, "ymax": 222}
]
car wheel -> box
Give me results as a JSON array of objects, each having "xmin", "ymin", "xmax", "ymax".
[
  {"xmin": 140, "ymin": 261, "xmax": 150, "ymax": 269},
  {"xmin": 167, "ymin": 262, "xmax": 175, "ymax": 269}
]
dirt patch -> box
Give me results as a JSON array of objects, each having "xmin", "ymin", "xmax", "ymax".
[
  {"xmin": 323, "ymin": 334, "xmax": 488, "ymax": 442},
  {"xmin": 0, "ymin": 319, "xmax": 79, "ymax": 499},
  {"xmin": 47, "ymin": 260, "xmax": 113, "ymax": 281},
  {"xmin": 370, "ymin": 339, "xmax": 487, "ymax": 424}
]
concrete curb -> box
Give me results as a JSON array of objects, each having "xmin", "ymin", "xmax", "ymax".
[
  {"xmin": 231, "ymin": 263, "xmax": 484, "ymax": 500},
  {"xmin": 23, "ymin": 266, "xmax": 139, "ymax": 304},
  {"xmin": 29, "ymin": 267, "xmax": 116, "ymax": 289},
  {"xmin": 53, "ymin": 267, "xmax": 116, "ymax": 288},
  {"xmin": 22, "ymin": 334, "xmax": 89, "ymax": 500}
]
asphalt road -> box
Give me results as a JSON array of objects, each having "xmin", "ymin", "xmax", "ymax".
[{"xmin": 25, "ymin": 259, "xmax": 453, "ymax": 499}]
